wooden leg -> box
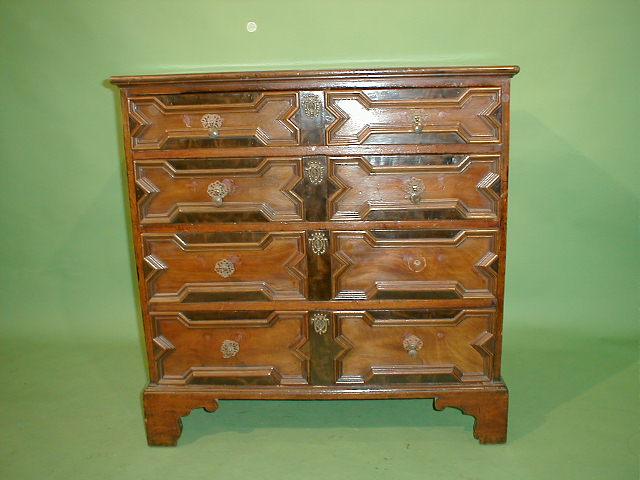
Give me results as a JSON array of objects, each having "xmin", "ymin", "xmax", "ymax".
[
  {"xmin": 143, "ymin": 388, "xmax": 219, "ymax": 446},
  {"xmin": 433, "ymin": 386, "xmax": 509, "ymax": 444}
]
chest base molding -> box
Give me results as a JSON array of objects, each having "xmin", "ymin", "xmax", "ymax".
[{"xmin": 143, "ymin": 381, "xmax": 508, "ymax": 446}]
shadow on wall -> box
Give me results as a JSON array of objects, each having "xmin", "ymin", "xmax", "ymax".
[
  {"xmin": 505, "ymin": 111, "xmax": 637, "ymax": 335},
  {"xmin": 29, "ymin": 81, "xmax": 149, "ymax": 367}
]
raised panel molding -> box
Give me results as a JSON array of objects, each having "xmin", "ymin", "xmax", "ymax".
[
  {"xmin": 325, "ymin": 88, "xmax": 501, "ymax": 145},
  {"xmin": 331, "ymin": 230, "xmax": 498, "ymax": 301},
  {"xmin": 128, "ymin": 92, "xmax": 300, "ymax": 149},
  {"xmin": 143, "ymin": 233, "xmax": 308, "ymax": 302},
  {"xmin": 152, "ymin": 311, "xmax": 309, "ymax": 386},
  {"xmin": 334, "ymin": 310, "xmax": 496, "ymax": 384},
  {"xmin": 136, "ymin": 158, "xmax": 304, "ymax": 223},
  {"xmin": 328, "ymin": 155, "xmax": 501, "ymax": 221}
]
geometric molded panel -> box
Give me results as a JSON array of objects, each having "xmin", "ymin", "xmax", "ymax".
[
  {"xmin": 331, "ymin": 229, "xmax": 498, "ymax": 301},
  {"xmin": 326, "ymin": 88, "xmax": 501, "ymax": 145},
  {"xmin": 136, "ymin": 158, "xmax": 304, "ymax": 224},
  {"xmin": 328, "ymin": 154, "xmax": 501, "ymax": 221},
  {"xmin": 151, "ymin": 311, "xmax": 309, "ymax": 385},
  {"xmin": 334, "ymin": 309, "xmax": 496, "ymax": 384},
  {"xmin": 128, "ymin": 92, "xmax": 300, "ymax": 150},
  {"xmin": 142, "ymin": 232, "xmax": 307, "ymax": 303}
]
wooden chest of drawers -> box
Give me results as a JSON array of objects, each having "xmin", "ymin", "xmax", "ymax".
[{"xmin": 111, "ymin": 66, "xmax": 518, "ymax": 445}]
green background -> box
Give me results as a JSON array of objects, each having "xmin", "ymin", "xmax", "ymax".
[{"xmin": 1, "ymin": 0, "xmax": 638, "ymax": 478}]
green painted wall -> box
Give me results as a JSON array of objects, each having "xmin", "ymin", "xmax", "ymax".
[{"xmin": 1, "ymin": 1, "xmax": 638, "ymax": 479}]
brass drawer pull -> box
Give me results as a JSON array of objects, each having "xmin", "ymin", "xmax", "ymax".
[
  {"xmin": 404, "ymin": 176, "xmax": 425, "ymax": 205},
  {"xmin": 403, "ymin": 334, "xmax": 423, "ymax": 357},
  {"xmin": 201, "ymin": 113, "xmax": 223, "ymax": 137},
  {"xmin": 311, "ymin": 313, "xmax": 330, "ymax": 334},
  {"xmin": 221, "ymin": 339, "xmax": 240, "ymax": 358},
  {"xmin": 309, "ymin": 232, "xmax": 328, "ymax": 255},
  {"xmin": 207, "ymin": 180, "xmax": 230, "ymax": 206},
  {"xmin": 214, "ymin": 258, "xmax": 236, "ymax": 278}
]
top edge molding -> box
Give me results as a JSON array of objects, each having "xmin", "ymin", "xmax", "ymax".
[{"xmin": 110, "ymin": 66, "xmax": 520, "ymax": 86}]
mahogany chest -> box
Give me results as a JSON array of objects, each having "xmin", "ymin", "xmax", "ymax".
[{"xmin": 110, "ymin": 66, "xmax": 518, "ymax": 445}]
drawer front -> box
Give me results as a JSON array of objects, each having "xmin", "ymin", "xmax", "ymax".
[
  {"xmin": 326, "ymin": 87, "xmax": 502, "ymax": 145},
  {"xmin": 151, "ymin": 311, "xmax": 309, "ymax": 385},
  {"xmin": 331, "ymin": 229, "xmax": 498, "ymax": 301},
  {"xmin": 136, "ymin": 158, "xmax": 304, "ymax": 224},
  {"xmin": 127, "ymin": 87, "xmax": 502, "ymax": 149},
  {"xmin": 334, "ymin": 309, "xmax": 496, "ymax": 384},
  {"xmin": 328, "ymin": 154, "xmax": 500, "ymax": 221},
  {"xmin": 135, "ymin": 154, "xmax": 500, "ymax": 224},
  {"xmin": 149, "ymin": 308, "xmax": 494, "ymax": 386},
  {"xmin": 143, "ymin": 232, "xmax": 307, "ymax": 303},
  {"xmin": 128, "ymin": 91, "xmax": 301, "ymax": 150}
]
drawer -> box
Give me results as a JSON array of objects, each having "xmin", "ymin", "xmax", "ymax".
[
  {"xmin": 142, "ymin": 232, "xmax": 308, "ymax": 303},
  {"xmin": 143, "ymin": 230, "xmax": 498, "ymax": 304},
  {"xmin": 127, "ymin": 87, "xmax": 502, "ymax": 150},
  {"xmin": 135, "ymin": 154, "xmax": 500, "ymax": 224},
  {"xmin": 135, "ymin": 158, "xmax": 304, "ymax": 224},
  {"xmin": 334, "ymin": 309, "xmax": 496, "ymax": 384},
  {"xmin": 128, "ymin": 91, "xmax": 305, "ymax": 150},
  {"xmin": 325, "ymin": 87, "xmax": 502, "ymax": 145},
  {"xmin": 150, "ymin": 308, "xmax": 495, "ymax": 386},
  {"xmin": 328, "ymin": 154, "xmax": 501, "ymax": 221},
  {"xmin": 331, "ymin": 229, "xmax": 498, "ymax": 301},
  {"xmin": 151, "ymin": 311, "xmax": 309, "ymax": 385}
]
